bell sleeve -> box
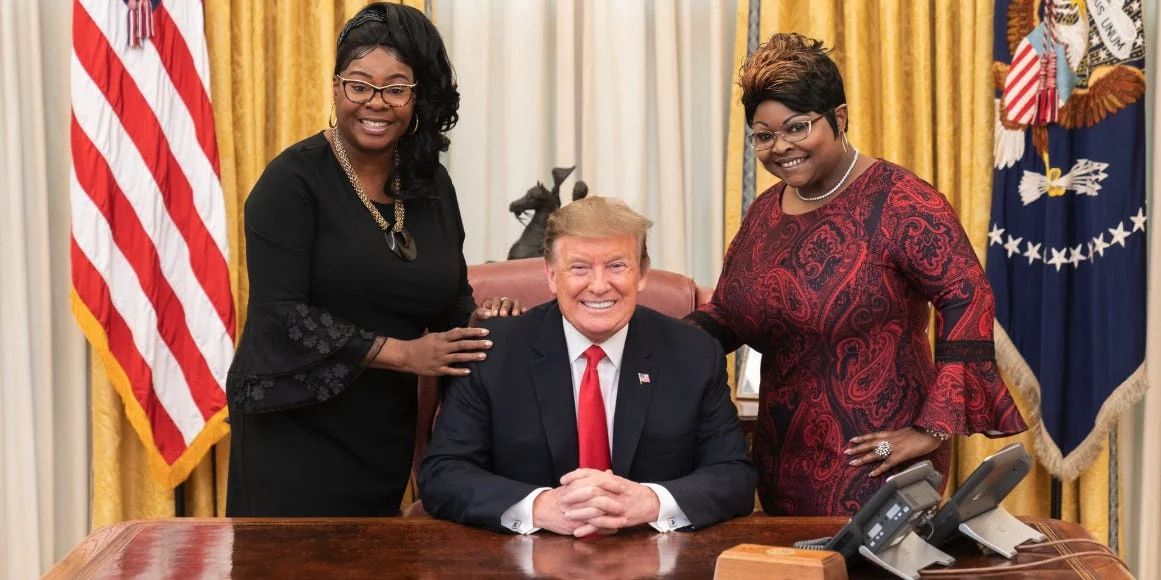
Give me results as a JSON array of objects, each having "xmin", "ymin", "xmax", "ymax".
[
  {"xmin": 226, "ymin": 150, "xmax": 387, "ymax": 414},
  {"xmin": 885, "ymin": 183, "xmax": 1027, "ymax": 437}
]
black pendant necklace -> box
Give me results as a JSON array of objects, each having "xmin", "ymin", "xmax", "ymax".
[
  {"xmin": 386, "ymin": 229, "xmax": 418, "ymax": 261},
  {"xmin": 331, "ymin": 129, "xmax": 418, "ymax": 262}
]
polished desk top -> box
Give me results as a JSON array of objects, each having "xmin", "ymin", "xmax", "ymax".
[{"xmin": 48, "ymin": 515, "xmax": 1128, "ymax": 579}]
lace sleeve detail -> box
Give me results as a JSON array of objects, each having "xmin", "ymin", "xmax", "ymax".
[
  {"xmin": 227, "ymin": 302, "xmax": 386, "ymax": 413},
  {"xmin": 934, "ymin": 340, "xmax": 995, "ymax": 362}
]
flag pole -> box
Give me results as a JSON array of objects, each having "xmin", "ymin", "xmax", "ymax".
[
  {"xmin": 175, "ymin": 481, "xmax": 187, "ymax": 517},
  {"xmin": 1050, "ymin": 478, "xmax": 1062, "ymax": 519}
]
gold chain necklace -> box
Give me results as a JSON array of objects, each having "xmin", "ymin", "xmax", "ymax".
[
  {"xmin": 329, "ymin": 129, "xmax": 417, "ymax": 261},
  {"xmin": 330, "ymin": 128, "xmax": 405, "ymax": 233}
]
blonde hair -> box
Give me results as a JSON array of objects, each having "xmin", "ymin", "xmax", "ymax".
[{"xmin": 543, "ymin": 196, "xmax": 652, "ymax": 269}]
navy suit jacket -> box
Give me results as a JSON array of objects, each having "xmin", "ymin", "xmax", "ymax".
[{"xmin": 418, "ymin": 301, "xmax": 756, "ymax": 532}]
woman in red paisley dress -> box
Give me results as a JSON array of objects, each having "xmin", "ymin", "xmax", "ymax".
[{"xmin": 687, "ymin": 33, "xmax": 1027, "ymax": 516}]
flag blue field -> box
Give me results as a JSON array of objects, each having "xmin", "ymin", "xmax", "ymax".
[{"xmin": 987, "ymin": 0, "xmax": 1147, "ymax": 480}]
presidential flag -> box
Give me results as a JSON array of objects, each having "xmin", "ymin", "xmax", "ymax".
[
  {"xmin": 988, "ymin": 0, "xmax": 1147, "ymax": 480},
  {"xmin": 70, "ymin": 0, "xmax": 235, "ymax": 487}
]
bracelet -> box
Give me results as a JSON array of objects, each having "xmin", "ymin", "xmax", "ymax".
[{"xmin": 919, "ymin": 427, "xmax": 951, "ymax": 441}]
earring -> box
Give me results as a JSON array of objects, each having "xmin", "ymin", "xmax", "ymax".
[
  {"xmin": 842, "ymin": 133, "xmax": 849, "ymax": 153},
  {"xmin": 407, "ymin": 114, "xmax": 420, "ymax": 136},
  {"xmin": 328, "ymin": 103, "xmax": 337, "ymax": 128}
]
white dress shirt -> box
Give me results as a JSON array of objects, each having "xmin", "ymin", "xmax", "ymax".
[{"xmin": 500, "ymin": 319, "xmax": 692, "ymax": 534}]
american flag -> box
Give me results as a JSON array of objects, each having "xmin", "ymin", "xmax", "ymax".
[{"xmin": 70, "ymin": 0, "xmax": 234, "ymax": 487}]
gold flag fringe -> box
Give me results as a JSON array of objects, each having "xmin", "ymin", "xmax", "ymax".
[{"xmin": 994, "ymin": 322, "xmax": 1149, "ymax": 481}]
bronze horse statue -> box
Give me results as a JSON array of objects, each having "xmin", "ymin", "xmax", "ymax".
[{"xmin": 507, "ymin": 166, "xmax": 589, "ymax": 259}]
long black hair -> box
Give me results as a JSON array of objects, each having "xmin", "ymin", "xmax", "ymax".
[{"xmin": 335, "ymin": 2, "xmax": 459, "ymax": 199}]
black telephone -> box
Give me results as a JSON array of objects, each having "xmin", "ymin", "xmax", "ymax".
[
  {"xmin": 922, "ymin": 442, "xmax": 1041, "ymax": 556},
  {"xmin": 796, "ymin": 460, "xmax": 944, "ymax": 561}
]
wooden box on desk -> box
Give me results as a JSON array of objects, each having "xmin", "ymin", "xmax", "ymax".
[{"xmin": 714, "ymin": 544, "xmax": 847, "ymax": 580}]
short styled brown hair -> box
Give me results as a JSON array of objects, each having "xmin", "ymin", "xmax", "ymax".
[
  {"xmin": 739, "ymin": 32, "xmax": 846, "ymax": 135},
  {"xmin": 543, "ymin": 196, "xmax": 652, "ymax": 269}
]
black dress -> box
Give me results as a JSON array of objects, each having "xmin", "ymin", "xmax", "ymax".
[{"xmin": 225, "ymin": 132, "xmax": 475, "ymax": 517}]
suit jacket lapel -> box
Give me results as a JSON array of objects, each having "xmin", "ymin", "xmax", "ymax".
[
  {"xmin": 612, "ymin": 309, "xmax": 655, "ymax": 475},
  {"xmin": 530, "ymin": 302, "xmax": 579, "ymax": 478}
]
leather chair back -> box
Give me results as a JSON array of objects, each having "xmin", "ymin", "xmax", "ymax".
[{"xmin": 465, "ymin": 258, "xmax": 712, "ymax": 318}]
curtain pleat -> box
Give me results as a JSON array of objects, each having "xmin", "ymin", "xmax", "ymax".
[
  {"xmin": 1126, "ymin": 2, "xmax": 1161, "ymax": 573},
  {"xmin": 2, "ymin": 0, "xmax": 91, "ymax": 573}
]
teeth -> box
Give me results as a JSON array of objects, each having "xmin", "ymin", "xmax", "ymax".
[
  {"xmin": 779, "ymin": 158, "xmax": 804, "ymax": 168},
  {"xmin": 584, "ymin": 300, "xmax": 615, "ymax": 309},
  {"xmin": 362, "ymin": 120, "xmax": 387, "ymax": 128}
]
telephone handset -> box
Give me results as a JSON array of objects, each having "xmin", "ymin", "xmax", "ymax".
[
  {"xmin": 922, "ymin": 442, "xmax": 1044, "ymax": 557},
  {"xmin": 796, "ymin": 460, "xmax": 944, "ymax": 560},
  {"xmin": 793, "ymin": 460, "xmax": 957, "ymax": 580}
]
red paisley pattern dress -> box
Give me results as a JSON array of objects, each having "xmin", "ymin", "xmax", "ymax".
[{"xmin": 689, "ymin": 160, "xmax": 1027, "ymax": 516}]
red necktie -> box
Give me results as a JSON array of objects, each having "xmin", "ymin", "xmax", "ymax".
[{"xmin": 578, "ymin": 345, "xmax": 611, "ymax": 471}]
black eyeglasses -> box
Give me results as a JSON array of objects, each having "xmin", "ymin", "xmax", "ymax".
[
  {"xmin": 749, "ymin": 106, "xmax": 844, "ymax": 151},
  {"xmin": 336, "ymin": 76, "xmax": 417, "ymax": 107}
]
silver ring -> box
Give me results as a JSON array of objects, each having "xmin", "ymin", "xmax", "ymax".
[{"xmin": 874, "ymin": 440, "xmax": 892, "ymax": 459}]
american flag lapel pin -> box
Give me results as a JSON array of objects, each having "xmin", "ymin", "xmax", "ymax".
[{"xmin": 638, "ymin": 372, "xmax": 651, "ymax": 385}]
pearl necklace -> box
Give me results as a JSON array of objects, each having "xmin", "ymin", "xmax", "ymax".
[{"xmin": 794, "ymin": 149, "xmax": 859, "ymax": 202}]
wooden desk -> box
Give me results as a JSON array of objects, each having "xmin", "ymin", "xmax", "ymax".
[{"xmin": 48, "ymin": 516, "xmax": 1127, "ymax": 579}]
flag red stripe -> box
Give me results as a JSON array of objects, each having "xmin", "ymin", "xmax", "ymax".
[
  {"xmin": 1007, "ymin": 80, "xmax": 1039, "ymax": 121},
  {"xmin": 1008, "ymin": 74, "xmax": 1038, "ymax": 106},
  {"xmin": 152, "ymin": 4, "xmax": 221, "ymax": 175},
  {"xmin": 1011, "ymin": 94, "xmax": 1038, "ymax": 124},
  {"xmin": 72, "ymin": 117, "xmax": 224, "ymax": 420},
  {"xmin": 73, "ymin": 6, "xmax": 235, "ymax": 334},
  {"xmin": 71, "ymin": 240, "xmax": 187, "ymax": 463}
]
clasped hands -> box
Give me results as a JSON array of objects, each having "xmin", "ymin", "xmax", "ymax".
[{"xmin": 532, "ymin": 469, "xmax": 661, "ymax": 537}]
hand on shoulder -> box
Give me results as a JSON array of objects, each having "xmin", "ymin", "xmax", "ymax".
[{"xmin": 469, "ymin": 296, "xmax": 525, "ymax": 327}]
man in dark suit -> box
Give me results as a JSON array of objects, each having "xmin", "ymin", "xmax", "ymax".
[{"xmin": 420, "ymin": 196, "xmax": 755, "ymax": 536}]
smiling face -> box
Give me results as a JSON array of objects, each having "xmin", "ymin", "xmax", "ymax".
[
  {"xmin": 332, "ymin": 47, "xmax": 415, "ymax": 156},
  {"xmin": 752, "ymin": 100, "xmax": 848, "ymax": 194},
  {"xmin": 545, "ymin": 234, "xmax": 648, "ymax": 344}
]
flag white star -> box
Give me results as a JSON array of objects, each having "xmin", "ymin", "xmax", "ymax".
[
  {"xmin": 1131, "ymin": 207, "xmax": 1147, "ymax": 232},
  {"xmin": 1023, "ymin": 241, "xmax": 1042, "ymax": 264},
  {"xmin": 988, "ymin": 224, "xmax": 1005, "ymax": 246},
  {"xmin": 1109, "ymin": 222, "xmax": 1131, "ymax": 247},
  {"xmin": 1003, "ymin": 235, "xmax": 1024, "ymax": 258},
  {"xmin": 1068, "ymin": 245, "xmax": 1087, "ymax": 268},
  {"xmin": 1047, "ymin": 247, "xmax": 1069, "ymax": 271},
  {"xmin": 1091, "ymin": 233, "xmax": 1110, "ymax": 258}
]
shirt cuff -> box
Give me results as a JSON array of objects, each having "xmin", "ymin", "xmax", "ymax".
[
  {"xmin": 641, "ymin": 483, "xmax": 691, "ymax": 532},
  {"xmin": 501, "ymin": 488, "xmax": 551, "ymax": 534}
]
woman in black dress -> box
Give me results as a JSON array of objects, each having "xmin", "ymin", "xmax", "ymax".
[{"xmin": 226, "ymin": 3, "xmax": 516, "ymax": 517}]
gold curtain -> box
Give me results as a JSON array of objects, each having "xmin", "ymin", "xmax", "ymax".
[
  {"xmin": 724, "ymin": 0, "xmax": 1119, "ymax": 545},
  {"xmin": 91, "ymin": 0, "xmax": 425, "ymax": 528}
]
